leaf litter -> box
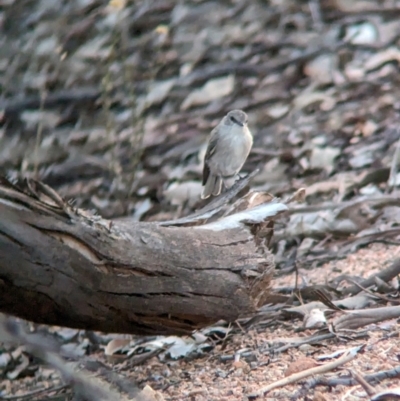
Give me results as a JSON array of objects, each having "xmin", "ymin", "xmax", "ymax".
[{"xmin": 1, "ymin": 0, "xmax": 400, "ymax": 400}]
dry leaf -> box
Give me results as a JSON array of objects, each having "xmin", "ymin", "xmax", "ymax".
[
  {"xmin": 140, "ymin": 385, "xmax": 165, "ymax": 401},
  {"xmin": 144, "ymin": 79, "xmax": 176, "ymax": 109},
  {"xmin": 309, "ymin": 146, "xmax": 341, "ymax": 173},
  {"xmin": 104, "ymin": 339, "xmax": 131, "ymax": 363},
  {"xmin": 303, "ymin": 308, "xmax": 327, "ymax": 328},
  {"xmin": 285, "ymin": 357, "xmax": 318, "ymax": 376},
  {"xmin": 345, "ymin": 21, "xmax": 378, "ymax": 45},
  {"xmin": 181, "ymin": 75, "xmax": 235, "ymax": 110},
  {"xmin": 304, "ymin": 54, "xmax": 336, "ymax": 85}
]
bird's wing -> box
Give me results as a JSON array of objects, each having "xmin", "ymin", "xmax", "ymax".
[{"xmin": 202, "ymin": 127, "xmax": 219, "ymax": 185}]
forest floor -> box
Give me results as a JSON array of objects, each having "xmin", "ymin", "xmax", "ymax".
[{"xmin": 1, "ymin": 0, "xmax": 400, "ymax": 400}]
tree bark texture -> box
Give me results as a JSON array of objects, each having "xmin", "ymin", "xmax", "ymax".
[{"xmin": 0, "ymin": 177, "xmax": 285, "ymax": 335}]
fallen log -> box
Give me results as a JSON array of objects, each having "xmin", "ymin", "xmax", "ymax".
[{"xmin": 0, "ymin": 174, "xmax": 286, "ymax": 335}]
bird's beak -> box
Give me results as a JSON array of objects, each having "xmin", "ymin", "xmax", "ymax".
[{"xmin": 237, "ymin": 121, "xmax": 244, "ymax": 127}]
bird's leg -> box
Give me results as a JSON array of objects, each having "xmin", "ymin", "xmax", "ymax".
[{"xmin": 222, "ymin": 175, "xmax": 237, "ymax": 191}]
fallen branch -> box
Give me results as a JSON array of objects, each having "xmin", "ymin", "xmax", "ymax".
[
  {"xmin": 0, "ymin": 175, "xmax": 286, "ymax": 335},
  {"xmin": 0, "ymin": 315, "xmax": 149, "ymax": 401},
  {"xmin": 333, "ymin": 305, "xmax": 400, "ymax": 331},
  {"xmin": 350, "ymin": 369, "xmax": 379, "ymax": 397},
  {"xmin": 0, "ymin": 88, "xmax": 100, "ymax": 121},
  {"xmin": 247, "ymin": 346, "xmax": 363, "ymax": 398},
  {"xmin": 297, "ymin": 365, "xmax": 400, "ymax": 394},
  {"xmin": 340, "ymin": 258, "xmax": 400, "ymax": 296}
]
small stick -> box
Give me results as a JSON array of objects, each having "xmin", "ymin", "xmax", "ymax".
[
  {"xmin": 387, "ymin": 135, "xmax": 400, "ymax": 192},
  {"xmin": 247, "ymin": 346, "xmax": 363, "ymax": 398},
  {"xmin": 350, "ymin": 369, "xmax": 378, "ymax": 396}
]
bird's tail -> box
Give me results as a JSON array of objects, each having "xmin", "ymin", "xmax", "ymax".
[{"xmin": 201, "ymin": 175, "xmax": 222, "ymax": 199}]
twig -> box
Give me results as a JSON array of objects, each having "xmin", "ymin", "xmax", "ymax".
[
  {"xmin": 101, "ymin": 24, "xmax": 121, "ymax": 178},
  {"xmin": 350, "ymin": 369, "xmax": 378, "ymax": 396},
  {"xmin": 247, "ymin": 346, "xmax": 364, "ymax": 398},
  {"xmin": 308, "ymin": 0, "xmax": 324, "ymax": 32},
  {"xmin": 272, "ymin": 332, "xmax": 335, "ymax": 354},
  {"xmin": 340, "ymin": 258, "xmax": 400, "ymax": 296},
  {"xmin": 286, "ymin": 194, "xmax": 400, "ymax": 215},
  {"xmin": 387, "ymin": 134, "xmax": 400, "ymax": 192},
  {"xmin": 338, "ymin": 228, "xmax": 400, "ymax": 256},
  {"xmin": 293, "ymin": 260, "xmax": 301, "ymax": 302},
  {"xmin": 33, "ymin": 89, "xmax": 46, "ymax": 180},
  {"xmin": 299, "ymin": 365, "xmax": 400, "ymax": 391},
  {"xmin": 346, "ymin": 278, "xmax": 400, "ymax": 305},
  {"xmin": 333, "ymin": 305, "xmax": 400, "ymax": 331},
  {"xmin": 0, "ymin": 316, "xmax": 121, "ymax": 401},
  {"xmin": 1, "ymin": 384, "xmax": 68, "ymax": 400}
]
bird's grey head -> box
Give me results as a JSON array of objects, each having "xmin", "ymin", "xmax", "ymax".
[{"xmin": 223, "ymin": 110, "xmax": 248, "ymax": 127}]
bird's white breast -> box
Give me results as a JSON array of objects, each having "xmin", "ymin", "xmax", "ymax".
[{"xmin": 210, "ymin": 124, "xmax": 252, "ymax": 176}]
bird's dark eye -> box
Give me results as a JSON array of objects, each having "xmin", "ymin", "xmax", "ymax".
[{"xmin": 230, "ymin": 116, "xmax": 235, "ymax": 123}]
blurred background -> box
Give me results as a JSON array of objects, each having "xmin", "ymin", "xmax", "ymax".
[
  {"xmin": 2, "ymin": 2, "xmax": 400, "ymax": 397},
  {"xmin": 1, "ymin": 0, "xmax": 400, "ymax": 260}
]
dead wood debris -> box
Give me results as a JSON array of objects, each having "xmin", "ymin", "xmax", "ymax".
[
  {"xmin": 1, "ymin": 0, "xmax": 400, "ymax": 400},
  {"xmin": 292, "ymin": 365, "xmax": 400, "ymax": 400},
  {"xmin": 0, "ymin": 315, "xmax": 161, "ymax": 401},
  {"xmin": 0, "ymin": 174, "xmax": 284, "ymax": 335},
  {"xmin": 247, "ymin": 345, "xmax": 364, "ymax": 398}
]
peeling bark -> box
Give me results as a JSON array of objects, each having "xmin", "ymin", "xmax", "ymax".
[{"xmin": 0, "ymin": 176, "xmax": 286, "ymax": 335}]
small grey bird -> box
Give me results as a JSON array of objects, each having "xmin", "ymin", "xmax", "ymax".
[{"xmin": 201, "ymin": 110, "xmax": 253, "ymax": 199}]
